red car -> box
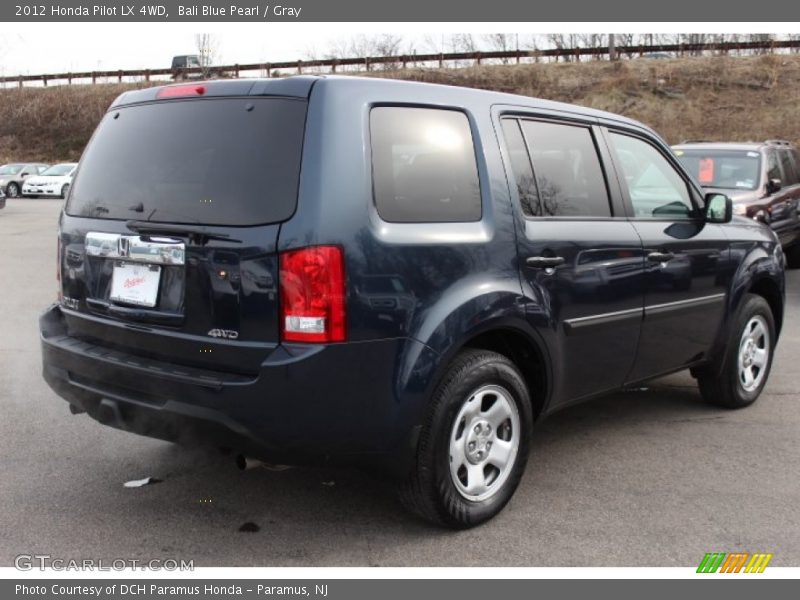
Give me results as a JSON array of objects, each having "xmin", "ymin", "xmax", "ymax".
[{"xmin": 673, "ymin": 140, "xmax": 800, "ymax": 266}]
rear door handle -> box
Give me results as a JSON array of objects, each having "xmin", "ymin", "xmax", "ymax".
[
  {"xmin": 647, "ymin": 251, "xmax": 675, "ymax": 263},
  {"xmin": 526, "ymin": 256, "xmax": 566, "ymax": 268}
]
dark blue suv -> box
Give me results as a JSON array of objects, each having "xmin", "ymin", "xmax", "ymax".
[{"xmin": 40, "ymin": 76, "xmax": 785, "ymax": 527}]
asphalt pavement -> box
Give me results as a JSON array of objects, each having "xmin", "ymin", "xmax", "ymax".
[{"xmin": 1, "ymin": 198, "xmax": 798, "ymax": 567}]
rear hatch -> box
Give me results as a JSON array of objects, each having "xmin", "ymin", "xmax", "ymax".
[{"xmin": 58, "ymin": 84, "xmax": 311, "ymax": 375}]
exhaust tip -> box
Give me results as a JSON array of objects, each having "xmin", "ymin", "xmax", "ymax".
[{"xmin": 235, "ymin": 455, "xmax": 263, "ymax": 471}]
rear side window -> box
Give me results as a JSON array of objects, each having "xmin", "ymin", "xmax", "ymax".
[
  {"xmin": 518, "ymin": 120, "xmax": 611, "ymax": 218},
  {"xmin": 370, "ymin": 107, "xmax": 481, "ymax": 223},
  {"xmin": 766, "ymin": 151, "xmax": 782, "ymax": 183},
  {"xmin": 67, "ymin": 98, "xmax": 307, "ymax": 226},
  {"xmin": 778, "ymin": 149, "xmax": 799, "ymax": 185}
]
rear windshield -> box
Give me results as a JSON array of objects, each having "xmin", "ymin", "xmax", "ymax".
[
  {"xmin": 67, "ymin": 97, "xmax": 307, "ymax": 226},
  {"xmin": 674, "ymin": 149, "xmax": 761, "ymax": 191}
]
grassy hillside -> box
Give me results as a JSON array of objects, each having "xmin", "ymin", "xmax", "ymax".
[{"xmin": 1, "ymin": 53, "xmax": 799, "ymax": 164}]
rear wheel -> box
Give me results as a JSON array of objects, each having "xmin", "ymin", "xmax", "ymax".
[
  {"xmin": 399, "ymin": 349, "xmax": 532, "ymax": 528},
  {"xmin": 6, "ymin": 182, "xmax": 20, "ymax": 198},
  {"xmin": 697, "ymin": 294, "xmax": 775, "ymax": 408}
]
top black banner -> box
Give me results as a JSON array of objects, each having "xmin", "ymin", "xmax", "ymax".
[{"xmin": 4, "ymin": 0, "xmax": 800, "ymax": 21}]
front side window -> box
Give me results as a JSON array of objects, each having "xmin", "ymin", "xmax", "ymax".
[
  {"xmin": 610, "ymin": 133, "xmax": 694, "ymax": 219},
  {"xmin": 370, "ymin": 107, "xmax": 481, "ymax": 223},
  {"xmin": 519, "ymin": 120, "xmax": 611, "ymax": 218}
]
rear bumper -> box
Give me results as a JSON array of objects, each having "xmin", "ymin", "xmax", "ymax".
[{"xmin": 40, "ymin": 305, "xmax": 434, "ymax": 472}]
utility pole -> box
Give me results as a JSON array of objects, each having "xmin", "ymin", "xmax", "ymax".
[{"xmin": 608, "ymin": 33, "xmax": 617, "ymax": 61}]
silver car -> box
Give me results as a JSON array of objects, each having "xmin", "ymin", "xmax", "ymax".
[
  {"xmin": 0, "ymin": 163, "xmax": 50, "ymax": 198},
  {"xmin": 22, "ymin": 163, "xmax": 78, "ymax": 198}
]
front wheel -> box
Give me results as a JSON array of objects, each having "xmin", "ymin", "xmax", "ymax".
[
  {"xmin": 6, "ymin": 182, "xmax": 20, "ymax": 198},
  {"xmin": 60, "ymin": 184, "xmax": 70, "ymax": 199},
  {"xmin": 698, "ymin": 294, "xmax": 775, "ymax": 408},
  {"xmin": 399, "ymin": 349, "xmax": 532, "ymax": 528}
]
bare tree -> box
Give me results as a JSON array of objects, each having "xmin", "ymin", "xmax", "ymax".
[
  {"xmin": 195, "ymin": 33, "xmax": 220, "ymax": 76},
  {"xmin": 320, "ymin": 34, "xmax": 405, "ymax": 71},
  {"xmin": 789, "ymin": 33, "xmax": 800, "ymax": 54},
  {"xmin": 483, "ymin": 33, "xmax": 516, "ymax": 63},
  {"xmin": 547, "ymin": 34, "xmax": 582, "ymax": 62}
]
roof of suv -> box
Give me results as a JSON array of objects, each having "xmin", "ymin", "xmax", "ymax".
[{"xmin": 110, "ymin": 75, "xmax": 656, "ymax": 136}]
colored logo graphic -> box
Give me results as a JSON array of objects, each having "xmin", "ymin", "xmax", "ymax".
[{"xmin": 697, "ymin": 552, "xmax": 773, "ymax": 573}]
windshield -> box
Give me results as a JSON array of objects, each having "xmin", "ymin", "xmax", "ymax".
[
  {"xmin": 675, "ymin": 149, "xmax": 761, "ymax": 191},
  {"xmin": 41, "ymin": 164, "xmax": 76, "ymax": 176},
  {"xmin": 0, "ymin": 165, "xmax": 23, "ymax": 175},
  {"xmin": 66, "ymin": 97, "xmax": 307, "ymax": 226}
]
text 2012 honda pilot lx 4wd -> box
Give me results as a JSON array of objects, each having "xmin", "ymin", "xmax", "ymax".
[{"xmin": 40, "ymin": 76, "xmax": 785, "ymax": 528}]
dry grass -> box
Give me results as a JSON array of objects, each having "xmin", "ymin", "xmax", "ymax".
[{"xmin": 1, "ymin": 54, "xmax": 799, "ymax": 164}]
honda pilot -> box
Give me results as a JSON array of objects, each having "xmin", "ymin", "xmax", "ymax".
[{"xmin": 40, "ymin": 76, "xmax": 785, "ymax": 528}]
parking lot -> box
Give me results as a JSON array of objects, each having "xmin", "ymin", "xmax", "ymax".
[{"xmin": 1, "ymin": 197, "xmax": 798, "ymax": 567}]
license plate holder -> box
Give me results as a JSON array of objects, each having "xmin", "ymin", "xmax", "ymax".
[{"xmin": 110, "ymin": 262, "xmax": 161, "ymax": 307}]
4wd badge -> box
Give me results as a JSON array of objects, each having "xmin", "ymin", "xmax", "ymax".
[{"xmin": 207, "ymin": 329, "xmax": 239, "ymax": 340}]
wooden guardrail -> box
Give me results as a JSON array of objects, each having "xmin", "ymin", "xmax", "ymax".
[{"xmin": 2, "ymin": 39, "xmax": 799, "ymax": 87}]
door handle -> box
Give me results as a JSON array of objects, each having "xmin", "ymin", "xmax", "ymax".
[
  {"xmin": 526, "ymin": 256, "xmax": 566, "ymax": 268},
  {"xmin": 647, "ymin": 251, "xmax": 675, "ymax": 263}
]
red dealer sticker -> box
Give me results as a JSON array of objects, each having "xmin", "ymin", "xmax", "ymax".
[{"xmin": 699, "ymin": 158, "xmax": 715, "ymax": 185}]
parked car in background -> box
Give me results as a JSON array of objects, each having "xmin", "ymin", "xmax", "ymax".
[
  {"xmin": 41, "ymin": 77, "xmax": 785, "ymax": 528},
  {"xmin": 0, "ymin": 163, "xmax": 50, "ymax": 197},
  {"xmin": 673, "ymin": 140, "xmax": 800, "ymax": 265},
  {"xmin": 171, "ymin": 54, "xmax": 202, "ymax": 80},
  {"xmin": 22, "ymin": 163, "xmax": 78, "ymax": 199}
]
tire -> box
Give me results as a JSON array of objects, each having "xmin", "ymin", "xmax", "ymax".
[
  {"xmin": 697, "ymin": 293, "xmax": 775, "ymax": 408},
  {"xmin": 6, "ymin": 182, "xmax": 20, "ymax": 198},
  {"xmin": 399, "ymin": 349, "xmax": 533, "ymax": 528},
  {"xmin": 61, "ymin": 184, "xmax": 70, "ymax": 199}
]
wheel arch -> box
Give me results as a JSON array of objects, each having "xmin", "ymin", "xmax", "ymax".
[
  {"xmin": 748, "ymin": 276, "xmax": 784, "ymax": 337},
  {"xmin": 461, "ymin": 327, "xmax": 551, "ymax": 421}
]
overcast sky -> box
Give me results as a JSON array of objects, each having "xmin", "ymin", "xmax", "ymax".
[{"xmin": 2, "ymin": 23, "xmax": 796, "ymax": 76}]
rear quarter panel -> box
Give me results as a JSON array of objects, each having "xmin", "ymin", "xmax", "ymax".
[{"xmin": 277, "ymin": 78, "xmax": 532, "ymax": 429}]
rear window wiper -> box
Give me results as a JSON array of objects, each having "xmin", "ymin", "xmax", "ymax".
[{"xmin": 126, "ymin": 220, "xmax": 242, "ymax": 244}]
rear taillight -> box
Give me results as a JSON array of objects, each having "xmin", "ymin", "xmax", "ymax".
[
  {"xmin": 56, "ymin": 235, "xmax": 62, "ymax": 302},
  {"xmin": 280, "ymin": 246, "xmax": 346, "ymax": 343}
]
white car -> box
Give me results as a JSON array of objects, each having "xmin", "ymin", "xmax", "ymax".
[{"xmin": 22, "ymin": 163, "xmax": 78, "ymax": 198}]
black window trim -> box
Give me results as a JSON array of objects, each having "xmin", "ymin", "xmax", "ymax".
[
  {"xmin": 367, "ymin": 103, "xmax": 485, "ymax": 225},
  {"xmin": 601, "ymin": 125, "xmax": 704, "ymax": 222},
  {"xmin": 499, "ymin": 114, "xmax": 621, "ymax": 221}
]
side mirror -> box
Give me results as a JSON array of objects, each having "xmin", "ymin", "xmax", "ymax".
[
  {"xmin": 767, "ymin": 178, "xmax": 782, "ymax": 194},
  {"xmin": 20, "ymin": 172, "xmax": 29, "ymax": 177},
  {"xmin": 705, "ymin": 193, "xmax": 732, "ymax": 224}
]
